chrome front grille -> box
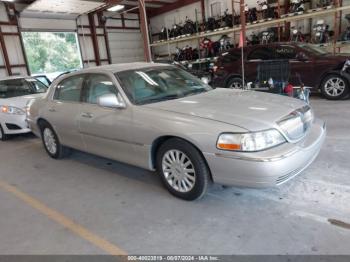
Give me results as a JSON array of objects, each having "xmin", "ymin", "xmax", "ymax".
[{"xmin": 277, "ymin": 105, "xmax": 313, "ymax": 142}]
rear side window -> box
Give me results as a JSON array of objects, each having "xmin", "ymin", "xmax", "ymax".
[
  {"xmin": 54, "ymin": 75, "xmax": 84, "ymax": 102},
  {"xmin": 221, "ymin": 52, "xmax": 240, "ymax": 65},
  {"xmin": 275, "ymin": 46, "xmax": 297, "ymax": 59},
  {"xmin": 247, "ymin": 47, "xmax": 275, "ymax": 60}
]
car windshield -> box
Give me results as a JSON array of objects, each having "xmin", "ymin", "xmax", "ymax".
[
  {"xmin": 116, "ymin": 66, "xmax": 212, "ymax": 105},
  {"xmin": 0, "ymin": 78, "xmax": 47, "ymax": 99},
  {"xmin": 297, "ymin": 43, "xmax": 328, "ymax": 55}
]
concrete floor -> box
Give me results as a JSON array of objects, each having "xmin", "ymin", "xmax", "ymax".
[{"xmin": 0, "ymin": 96, "xmax": 349, "ymax": 255}]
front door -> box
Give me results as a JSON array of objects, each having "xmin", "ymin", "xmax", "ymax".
[
  {"xmin": 275, "ymin": 45, "xmax": 314, "ymax": 86},
  {"xmin": 78, "ymin": 73, "xmax": 134, "ymax": 164},
  {"xmin": 245, "ymin": 46, "xmax": 276, "ymax": 83}
]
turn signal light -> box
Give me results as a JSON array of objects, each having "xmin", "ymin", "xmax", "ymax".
[{"xmin": 217, "ymin": 143, "xmax": 241, "ymax": 150}]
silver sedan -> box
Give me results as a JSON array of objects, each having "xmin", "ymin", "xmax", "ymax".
[{"xmin": 27, "ymin": 63, "xmax": 326, "ymax": 200}]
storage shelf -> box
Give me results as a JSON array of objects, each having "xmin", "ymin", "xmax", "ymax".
[{"xmin": 150, "ymin": 5, "xmax": 350, "ymax": 47}]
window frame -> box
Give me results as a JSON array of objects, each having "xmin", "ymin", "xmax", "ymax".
[{"xmin": 53, "ymin": 73, "xmax": 86, "ymax": 103}]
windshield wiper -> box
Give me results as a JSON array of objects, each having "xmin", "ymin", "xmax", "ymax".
[
  {"xmin": 137, "ymin": 94, "xmax": 181, "ymax": 105},
  {"xmin": 183, "ymin": 88, "xmax": 208, "ymax": 97}
]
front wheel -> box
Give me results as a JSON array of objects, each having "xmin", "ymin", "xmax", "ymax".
[
  {"xmin": 320, "ymin": 74, "xmax": 349, "ymax": 100},
  {"xmin": 0, "ymin": 124, "xmax": 8, "ymax": 141},
  {"xmin": 156, "ymin": 138, "xmax": 210, "ymax": 201},
  {"xmin": 226, "ymin": 77, "xmax": 243, "ymax": 89}
]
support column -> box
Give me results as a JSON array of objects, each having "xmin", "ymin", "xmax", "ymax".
[
  {"xmin": 200, "ymin": 0, "xmax": 205, "ymax": 22},
  {"xmin": 239, "ymin": 0, "xmax": 246, "ymax": 46},
  {"xmin": 0, "ymin": 27, "xmax": 12, "ymax": 75},
  {"xmin": 88, "ymin": 13, "xmax": 101, "ymax": 66},
  {"xmin": 138, "ymin": 0, "xmax": 152, "ymax": 62}
]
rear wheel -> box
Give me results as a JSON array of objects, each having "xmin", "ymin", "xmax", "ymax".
[
  {"xmin": 156, "ymin": 138, "xmax": 210, "ymax": 201},
  {"xmin": 0, "ymin": 124, "xmax": 8, "ymax": 141},
  {"xmin": 226, "ymin": 77, "xmax": 243, "ymax": 89},
  {"xmin": 39, "ymin": 122, "xmax": 70, "ymax": 159},
  {"xmin": 320, "ymin": 74, "xmax": 349, "ymax": 100}
]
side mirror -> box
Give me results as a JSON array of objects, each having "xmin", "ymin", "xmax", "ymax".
[
  {"xmin": 296, "ymin": 52, "xmax": 308, "ymax": 61},
  {"xmin": 97, "ymin": 93, "xmax": 125, "ymax": 109}
]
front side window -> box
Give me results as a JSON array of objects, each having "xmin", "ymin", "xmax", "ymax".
[
  {"xmin": 83, "ymin": 74, "xmax": 118, "ymax": 104},
  {"xmin": 116, "ymin": 67, "xmax": 212, "ymax": 105},
  {"xmin": 0, "ymin": 78, "xmax": 46, "ymax": 99},
  {"xmin": 54, "ymin": 75, "xmax": 84, "ymax": 102},
  {"xmin": 247, "ymin": 47, "xmax": 275, "ymax": 61}
]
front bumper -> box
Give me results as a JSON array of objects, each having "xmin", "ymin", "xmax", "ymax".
[
  {"xmin": 204, "ymin": 118, "xmax": 326, "ymax": 187},
  {"xmin": 0, "ymin": 113, "xmax": 31, "ymax": 135}
]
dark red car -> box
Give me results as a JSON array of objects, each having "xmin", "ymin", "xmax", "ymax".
[{"xmin": 212, "ymin": 43, "xmax": 350, "ymax": 100}]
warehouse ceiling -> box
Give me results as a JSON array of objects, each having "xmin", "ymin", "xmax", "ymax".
[
  {"xmin": 22, "ymin": 0, "xmax": 106, "ymax": 15},
  {"xmin": 16, "ymin": 0, "xmax": 196, "ymax": 17}
]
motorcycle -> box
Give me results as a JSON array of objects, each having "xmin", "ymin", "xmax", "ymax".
[
  {"xmin": 290, "ymin": 27, "xmax": 305, "ymax": 42},
  {"xmin": 313, "ymin": 20, "xmax": 330, "ymax": 44},
  {"xmin": 219, "ymin": 35, "xmax": 233, "ymax": 52},
  {"xmin": 181, "ymin": 17, "xmax": 196, "ymax": 35},
  {"xmin": 245, "ymin": 5, "xmax": 258, "ymax": 23},
  {"xmin": 257, "ymin": 0, "xmax": 277, "ymax": 20},
  {"xmin": 219, "ymin": 9, "xmax": 233, "ymax": 28},
  {"xmin": 340, "ymin": 14, "xmax": 350, "ymax": 41},
  {"xmin": 169, "ymin": 23, "xmax": 182, "ymax": 38},
  {"xmin": 247, "ymin": 32, "xmax": 260, "ymax": 45},
  {"xmin": 159, "ymin": 26, "xmax": 169, "ymax": 41},
  {"xmin": 289, "ymin": 0, "xmax": 305, "ymax": 13},
  {"xmin": 200, "ymin": 38, "xmax": 214, "ymax": 58},
  {"xmin": 259, "ymin": 28, "xmax": 277, "ymax": 44},
  {"xmin": 205, "ymin": 17, "xmax": 220, "ymax": 31},
  {"xmin": 317, "ymin": 0, "xmax": 332, "ymax": 8}
]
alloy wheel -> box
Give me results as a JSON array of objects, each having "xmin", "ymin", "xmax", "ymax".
[
  {"xmin": 43, "ymin": 128, "xmax": 57, "ymax": 155},
  {"xmin": 229, "ymin": 81, "xmax": 243, "ymax": 89},
  {"xmin": 324, "ymin": 77, "xmax": 346, "ymax": 97},
  {"xmin": 162, "ymin": 149, "xmax": 196, "ymax": 193}
]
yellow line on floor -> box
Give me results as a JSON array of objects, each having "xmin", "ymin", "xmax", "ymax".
[{"xmin": 0, "ymin": 179, "xmax": 127, "ymax": 255}]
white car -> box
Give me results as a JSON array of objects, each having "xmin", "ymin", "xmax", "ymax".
[{"xmin": 0, "ymin": 76, "xmax": 48, "ymax": 140}]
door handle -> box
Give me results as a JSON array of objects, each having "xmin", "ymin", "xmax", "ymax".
[
  {"xmin": 81, "ymin": 112, "xmax": 93, "ymax": 118},
  {"xmin": 48, "ymin": 108, "xmax": 56, "ymax": 112}
]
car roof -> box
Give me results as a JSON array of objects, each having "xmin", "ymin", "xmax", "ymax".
[
  {"xmin": 68, "ymin": 62, "xmax": 170, "ymax": 75},
  {"xmin": 0, "ymin": 76, "xmax": 31, "ymax": 81}
]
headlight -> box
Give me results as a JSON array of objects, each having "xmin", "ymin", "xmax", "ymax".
[
  {"xmin": 217, "ymin": 129, "xmax": 286, "ymax": 152},
  {"xmin": 1, "ymin": 105, "xmax": 25, "ymax": 115}
]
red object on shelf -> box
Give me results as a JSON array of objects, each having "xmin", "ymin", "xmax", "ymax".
[{"xmin": 284, "ymin": 83, "xmax": 294, "ymax": 96}]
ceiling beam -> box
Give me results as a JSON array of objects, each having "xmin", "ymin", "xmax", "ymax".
[{"xmin": 147, "ymin": 0, "xmax": 200, "ymax": 17}]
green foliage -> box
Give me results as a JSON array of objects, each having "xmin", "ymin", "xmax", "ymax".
[{"xmin": 22, "ymin": 32, "xmax": 82, "ymax": 74}]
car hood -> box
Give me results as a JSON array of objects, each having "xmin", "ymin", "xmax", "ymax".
[
  {"xmin": 144, "ymin": 89, "xmax": 306, "ymax": 131},
  {"xmin": 0, "ymin": 93, "xmax": 44, "ymax": 109}
]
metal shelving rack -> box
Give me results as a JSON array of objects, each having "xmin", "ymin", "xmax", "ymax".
[{"xmin": 150, "ymin": 3, "xmax": 350, "ymax": 54}]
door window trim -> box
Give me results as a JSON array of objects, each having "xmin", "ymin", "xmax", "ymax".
[{"xmin": 52, "ymin": 73, "xmax": 87, "ymax": 104}]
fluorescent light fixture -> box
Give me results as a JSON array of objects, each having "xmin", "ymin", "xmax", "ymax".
[{"xmin": 107, "ymin": 5, "xmax": 125, "ymax": 12}]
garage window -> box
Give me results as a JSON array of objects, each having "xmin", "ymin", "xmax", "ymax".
[{"xmin": 22, "ymin": 32, "xmax": 83, "ymax": 80}]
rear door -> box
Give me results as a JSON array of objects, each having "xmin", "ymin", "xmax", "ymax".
[
  {"xmin": 245, "ymin": 46, "xmax": 276, "ymax": 82},
  {"xmin": 45, "ymin": 74, "xmax": 85, "ymax": 150}
]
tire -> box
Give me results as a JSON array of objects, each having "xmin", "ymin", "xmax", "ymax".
[
  {"xmin": 156, "ymin": 138, "xmax": 210, "ymax": 201},
  {"xmin": 39, "ymin": 122, "xmax": 70, "ymax": 159},
  {"xmin": 320, "ymin": 74, "xmax": 350, "ymax": 100},
  {"xmin": 226, "ymin": 77, "xmax": 244, "ymax": 89},
  {"xmin": 0, "ymin": 124, "xmax": 8, "ymax": 141}
]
